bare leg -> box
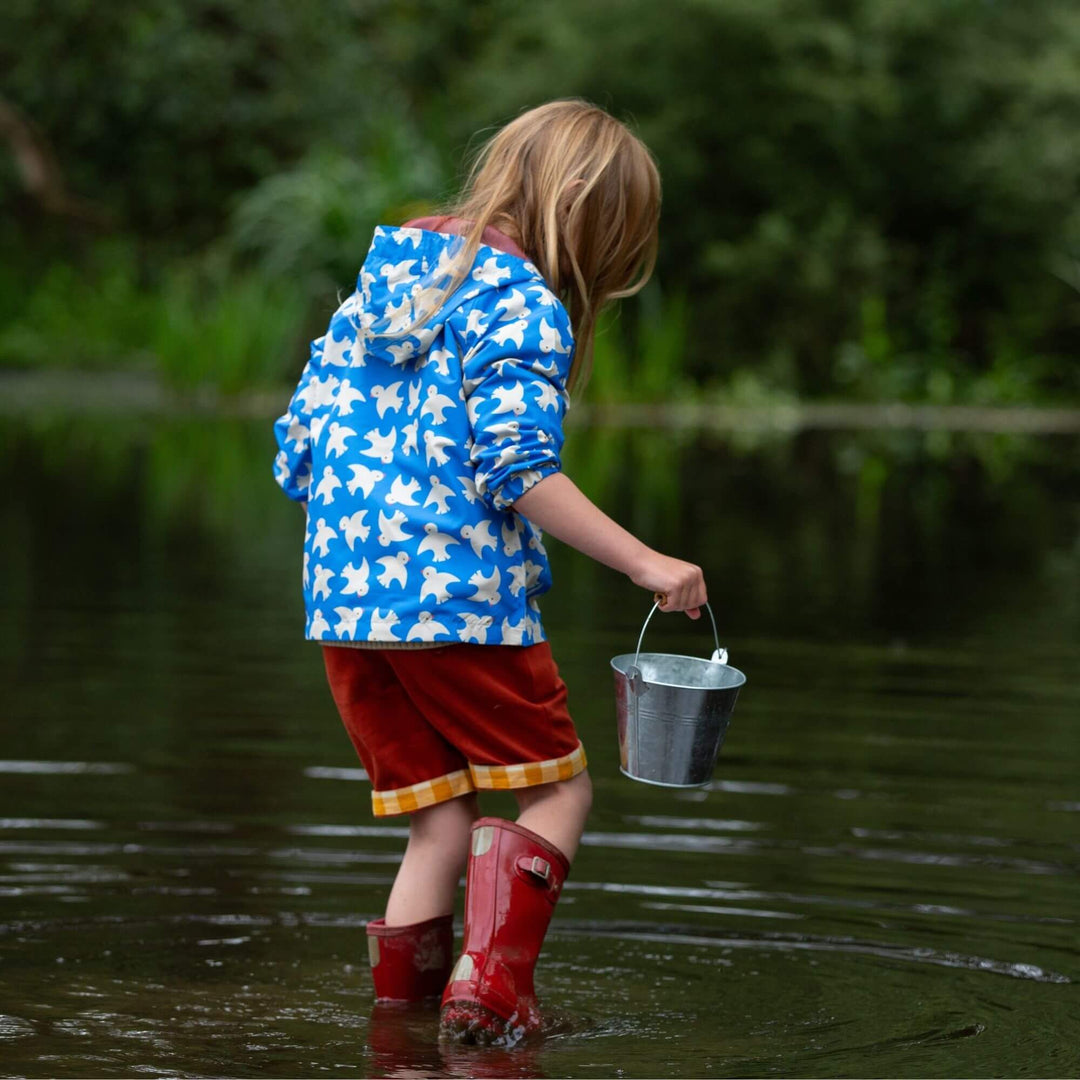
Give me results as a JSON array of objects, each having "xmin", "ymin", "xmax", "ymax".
[
  {"xmin": 514, "ymin": 769, "xmax": 593, "ymax": 862},
  {"xmin": 385, "ymin": 793, "xmax": 479, "ymax": 926}
]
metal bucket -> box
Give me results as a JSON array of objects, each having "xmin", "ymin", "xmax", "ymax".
[{"xmin": 611, "ymin": 601, "xmax": 746, "ymax": 787}]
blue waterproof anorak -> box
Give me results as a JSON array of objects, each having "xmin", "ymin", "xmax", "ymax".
[{"xmin": 273, "ymin": 225, "xmax": 574, "ymax": 646}]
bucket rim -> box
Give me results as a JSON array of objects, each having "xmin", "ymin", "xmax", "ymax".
[
  {"xmin": 618, "ymin": 767, "xmax": 713, "ymax": 789},
  {"xmin": 611, "ymin": 651, "xmax": 747, "ymax": 690}
]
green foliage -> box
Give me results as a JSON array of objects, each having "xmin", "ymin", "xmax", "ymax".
[
  {"xmin": 3, "ymin": 0, "xmax": 1080, "ymax": 401},
  {"xmin": 454, "ymin": 0, "xmax": 1080, "ymax": 397},
  {"xmin": 0, "ymin": 242, "xmax": 305, "ymax": 392},
  {"xmin": 229, "ymin": 137, "xmax": 442, "ymax": 296}
]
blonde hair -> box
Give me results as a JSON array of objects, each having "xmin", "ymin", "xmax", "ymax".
[{"xmin": 416, "ymin": 100, "xmax": 661, "ymax": 393}]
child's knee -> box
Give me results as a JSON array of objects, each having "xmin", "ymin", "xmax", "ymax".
[
  {"xmin": 409, "ymin": 793, "xmax": 479, "ymax": 845},
  {"xmin": 517, "ymin": 768, "xmax": 592, "ymax": 816},
  {"xmin": 567, "ymin": 768, "xmax": 593, "ymax": 815}
]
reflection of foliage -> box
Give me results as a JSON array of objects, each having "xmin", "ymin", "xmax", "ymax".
[{"xmin": 1, "ymin": 417, "xmax": 1076, "ymax": 661}]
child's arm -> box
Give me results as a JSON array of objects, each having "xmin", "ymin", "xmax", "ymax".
[{"xmin": 513, "ymin": 471, "xmax": 707, "ymax": 619}]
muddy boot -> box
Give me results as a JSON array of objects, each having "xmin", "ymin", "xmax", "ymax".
[
  {"xmin": 439, "ymin": 817, "xmax": 569, "ymax": 1045},
  {"xmin": 366, "ymin": 913, "xmax": 454, "ymax": 1002}
]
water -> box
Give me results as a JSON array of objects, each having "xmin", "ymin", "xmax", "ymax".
[{"xmin": 1, "ymin": 414, "xmax": 1078, "ymax": 1077}]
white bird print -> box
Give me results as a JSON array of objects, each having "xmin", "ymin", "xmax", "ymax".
[
  {"xmin": 382, "ymin": 293, "xmax": 412, "ymax": 333},
  {"xmin": 487, "ymin": 419, "xmax": 521, "ymax": 444},
  {"xmin": 333, "ymin": 606, "xmax": 365, "ymax": 640},
  {"xmin": 417, "ymin": 523, "xmax": 460, "ymax": 563},
  {"xmin": 312, "ymin": 564, "xmax": 335, "ymax": 602},
  {"xmin": 457, "ymin": 474, "xmax": 480, "ymax": 504},
  {"xmin": 333, "ymin": 380, "xmax": 366, "ymax": 415},
  {"xmin": 376, "ymin": 552, "xmax": 409, "ymax": 589},
  {"xmin": 507, "ymin": 564, "xmax": 528, "ymax": 597},
  {"xmin": 312, "ymin": 517, "xmax": 338, "ymax": 557},
  {"xmin": 472, "ymin": 256, "xmax": 511, "ymax": 286},
  {"xmin": 525, "ymin": 599, "xmax": 544, "ymax": 641},
  {"xmin": 527, "ymin": 531, "xmax": 548, "ymax": 556},
  {"xmin": 424, "ymin": 430, "xmax": 454, "ymax": 466},
  {"xmin": 422, "ymin": 346, "xmax": 453, "ymax": 376},
  {"xmin": 285, "ymin": 416, "xmax": 309, "ymax": 450},
  {"xmin": 501, "ymin": 520, "xmax": 523, "ymax": 556},
  {"xmin": 528, "ymin": 283, "xmax": 559, "ymax": 307},
  {"xmin": 377, "ymin": 508, "xmax": 412, "ymax": 547},
  {"xmin": 390, "ymin": 227, "xmax": 422, "ymax": 248},
  {"xmin": 421, "ymin": 385, "xmax": 456, "ymax": 425},
  {"xmin": 529, "ymin": 356, "xmax": 561, "ymax": 379},
  {"xmin": 400, "ymin": 418, "xmax": 419, "ymax": 457},
  {"xmin": 338, "ymin": 510, "xmax": 370, "ymax": 550},
  {"xmin": 361, "ymin": 427, "xmax": 397, "ymax": 464},
  {"xmin": 309, "ymin": 414, "xmax": 329, "ymax": 446},
  {"xmin": 302, "ymin": 550, "xmax": 310, "ymax": 589},
  {"xmin": 465, "ymin": 394, "xmax": 483, "ymax": 427},
  {"xmin": 514, "ymin": 467, "xmax": 547, "ymax": 491},
  {"xmin": 458, "ymin": 613, "xmax": 494, "ymax": 644},
  {"xmin": 490, "ymin": 319, "xmax": 528, "ymax": 348},
  {"xmin": 309, "ymin": 609, "xmax": 331, "ymax": 639},
  {"xmin": 433, "ymin": 244, "xmax": 459, "ymax": 281},
  {"xmin": 322, "ymin": 332, "xmax": 352, "ymax": 368},
  {"xmin": 424, "ymin": 475, "xmax": 455, "ymax": 514},
  {"xmin": 407, "ymin": 379, "xmax": 422, "ymax": 416},
  {"xmin": 531, "ymin": 380, "xmax": 560, "ymax": 412},
  {"xmin": 420, "ymin": 566, "xmax": 460, "ymax": 604},
  {"xmin": 539, "ymin": 318, "xmax": 571, "ymax": 355},
  {"xmin": 312, "ymin": 467, "xmax": 342, "ymax": 505},
  {"xmin": 371, "ymin": 382, "xmax": 405, "ymax": 418},
  {"xmin": 324, "ymin": 422, "xmax": 357, "ymax": 458},
  {"xmin": 491, "ymin": 383, "xmax": 527, "ymax": 416},
  {"xmin": 370, "ymin": 609, "xmax": 401, "ymax": 641},
  {"xmin": 346, "ymin": 464, "xmax": 384, "ymax": 497},
  {"xmin": 493, "ymin": 444, "xmax": 529, "ymax": 470},
  {"xmin": 460, "ymin": 519, "xmax": 498, "ymax": 558},
  {"xmin": 381, "ymin": 259, "xmax": 419, "ymax": 291},
  {"xmin": 387, "ymin": 341, "xmax": 416, "ymax": 366},
  {"xmin": 524, "ymin": 559, "xmax": 544, "ymax": 589},
  {"xmin": 494, "ymin": 288, "xmax": 529, "ymax": 321},
  {"xmin": 501, "ymin": 615, "xmax": 527, "ymax": 645},
  {"xmin": 407, "ymin": 611, "xmax": 452, "ymax": 642},
  {"xmin": 464, "ymin": 308, "xmax": 489, "ymax": 339},
  {"xmin": 296, "ymin": 374, "xmax": 340, "ymax": 412},
  {"xmin": 385, "ymin": 476, "xmax": 421, "ymax": 506},
  {"xmin": 339, "ymin": 559, "xmax": 370, "ymax": 597},
  {"xmin": 467, "ymin": 566, "xmax": 502, "ymax": 606}
]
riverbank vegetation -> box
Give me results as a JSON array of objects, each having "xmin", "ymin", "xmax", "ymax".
[{"xmin": 2, "ymin": 0, "xmax": 1078, "ymax": 402}]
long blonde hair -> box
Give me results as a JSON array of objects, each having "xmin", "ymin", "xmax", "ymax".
[{"xmin": 416, "ymin": 100, "xmax": 661, "ymax": 393}]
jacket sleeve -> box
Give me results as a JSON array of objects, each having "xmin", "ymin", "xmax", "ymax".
[
  {"xmin": 459, "ymin": 297, "xmax": 574, "ymax": 512},
  {"xmin": 272, "ymin": 335, "xmax": 324, "ymax": 502}
]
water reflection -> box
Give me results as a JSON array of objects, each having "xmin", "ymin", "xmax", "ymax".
[{"xmin": 0, "ymin": 415, "xmax": 1077, "ymax": 1077}]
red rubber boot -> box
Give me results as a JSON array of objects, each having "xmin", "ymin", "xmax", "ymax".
[
  {"xmin": 439, "ymin": 817, "xmax": 569, "ymax": 1045},
  {"xmin": 366, "ymin": 913, "xmax": 454, "ymax": 1001}
]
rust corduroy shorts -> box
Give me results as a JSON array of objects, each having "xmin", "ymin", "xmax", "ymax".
[{"xmin": 322, "ymin": 642, "xmax": 586, "ymax": 817}]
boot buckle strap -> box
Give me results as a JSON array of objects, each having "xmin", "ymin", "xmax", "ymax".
[{"xmin": 517, "ymin": 855, "xmax": 552, "ymax": 884}]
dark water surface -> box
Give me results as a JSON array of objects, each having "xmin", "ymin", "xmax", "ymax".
[{"xmin": 1, "ymin": 415, "xmax": 1078, "ymax": 1078}]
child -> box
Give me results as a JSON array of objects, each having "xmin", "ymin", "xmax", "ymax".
[{"xmin": 273, "ymin": 99, "xmax": 707, "ymax": 1044}]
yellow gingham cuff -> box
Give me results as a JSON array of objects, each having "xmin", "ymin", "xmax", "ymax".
[
  {"xmin": 371, "ymin": 768, "xmax": 474, "ymax": 817},
  {"xmin": 469, "ymin": 742, "xmax": 587, "ymax": 791}
]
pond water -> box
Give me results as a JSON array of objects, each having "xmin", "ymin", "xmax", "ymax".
[{"xmin": 0, "ymin": 414, "xmax": 1078, "ymax": 1078}]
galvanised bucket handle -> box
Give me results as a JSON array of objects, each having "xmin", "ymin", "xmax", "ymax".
[{"xmin": 633, "ymin": 597, "xmax": 728, "ymax": 674}]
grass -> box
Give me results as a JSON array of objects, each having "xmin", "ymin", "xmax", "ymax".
[{"xmin": 0, "ymin": 242, "xmax": 307, "ymax": 393}]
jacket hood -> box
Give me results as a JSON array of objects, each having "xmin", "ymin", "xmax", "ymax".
[{"xmin": 353, "ymin": 225, "xmax": 544, "ymax": 370}]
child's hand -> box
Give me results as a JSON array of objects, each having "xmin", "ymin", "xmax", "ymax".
[{"xmin": 629, "ymin": 552, "xmax": 708, "ymax": 619}]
